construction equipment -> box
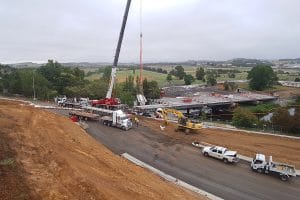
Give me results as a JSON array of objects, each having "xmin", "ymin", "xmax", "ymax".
[
  {"xmin": 92, "ymin": 0, "xmax": 131, "ymax": 108},
  {"xmin": 251, "ymin": 154, "xmax": 296, "ymax": 181},
  {"xmin": 156, "ymin": 108, "xmax": 202, "ymax": 133},
  {"xmin": 83, "ymin": 106, "xmax": 132, "ymax": 131}
]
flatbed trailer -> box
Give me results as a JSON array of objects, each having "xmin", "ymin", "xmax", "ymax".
[
  {"xmin": 62, "ymin": 101, "xmax": 81, "ymax": 108},
  {"xmin": 69, "ymin": 110, "xmax": 99, "ymax": 121}
]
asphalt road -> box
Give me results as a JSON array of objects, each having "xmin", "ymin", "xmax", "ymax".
[{"xmin": 52, "ymin": 109, "xmax": 300, "ymax": 200}]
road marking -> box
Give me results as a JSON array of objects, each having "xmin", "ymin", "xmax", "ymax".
[{"xmin": 121, "ymin": 153, "xmax": 223, "ymax": 200}]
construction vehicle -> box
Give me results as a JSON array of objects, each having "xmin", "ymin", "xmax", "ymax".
[
  {"xmin": 251, "ymin": 153, "xmax": 296, "ymax": 181},
  {"xmin": 55, "ymin": 95, "xmax": 67, "ymax": 106},
  {"xmin": 101, "ymin": 109, "xmax": 132, "ymax": 131},
  {"xmin": 69, "ymin": 110, "xmax": 99, "ymax": 121},
  {"xmin": 156, "ymin": 108, "xmax": 202, "ymax": 133},
  {"xmin": 83, "ymin": 106, "xmax": 132, "ymax": 131},
  {"xmin": 92, "ymin": 0, "xmax": 131, "ymax": 108}
]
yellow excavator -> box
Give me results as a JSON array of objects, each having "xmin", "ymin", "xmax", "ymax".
[{"xmin": 156, "ymin": 108, "xmax": 202, "ymax": 133}]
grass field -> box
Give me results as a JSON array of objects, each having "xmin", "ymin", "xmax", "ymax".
[
  {"xmin": 84, "ymin": 69, "xmax": 173, "ymax": 87},
  {"xmin": 84, "ymin": 66, "xmax": 300, "ymax": 87}
]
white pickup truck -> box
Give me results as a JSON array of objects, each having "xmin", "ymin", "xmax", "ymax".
[{"xmin": 202, "ymin": 146, "xmax": 239, "ymax": 163}]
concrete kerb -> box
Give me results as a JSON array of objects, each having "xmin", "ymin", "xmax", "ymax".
[
  {"xmin": 122, "ymin": 153, "xmax": 223, "ymax": 200},
  {"xmin": 203, "ymin": 122, "xmax": 300, "ymax": 140},
  {"xmin": 0, "ymin": 97, "xmax": 82, "ymax": 111},
  {"xmin": 192, "ymin": 142, "xmax": 300, "ymax": 177},
  {"xmin": 151, "ymin": 117, "xmax": 300, "ymax": 140}
]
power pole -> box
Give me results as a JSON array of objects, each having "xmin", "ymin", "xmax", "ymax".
[{"xmin": 33, "ymin": 71, "xmax": 36, "ymax": 100}]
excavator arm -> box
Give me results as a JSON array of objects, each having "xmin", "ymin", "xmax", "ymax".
[{"xmin": 157, "ymin": 108, "xmax": 202, "ymax": 133}]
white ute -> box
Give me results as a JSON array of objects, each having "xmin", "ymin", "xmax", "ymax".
[
  {"xmin": 251, "ymin": 154, "xmax": 296, "ymax": 181},
  {"xmin": 202, "ymin": 146, "xmax": 239, "ymax": 163}
]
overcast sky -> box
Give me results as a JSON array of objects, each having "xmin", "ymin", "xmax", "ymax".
[{"xmin": 1, "ymin": 0, "xmax": 300, "ymax": 63}]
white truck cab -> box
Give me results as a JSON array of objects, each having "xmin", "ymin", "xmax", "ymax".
[
  {"xmin": 251, "ymin": 153, "xmax": 296, "ymax": 181},
  {"xmin": 102, "ymin": 110, "xmax": 132, "ymax": 131},
  {"xmin": 56, "ymin": 95, "xmax": 67, "ymax": 105},
  {"xmin": 251, "ymin": 154, "xmax": 267, "ymax": 173},
  {"xmin": 202, "ymin": 146, "xmax": 239, "ymax": 163}
]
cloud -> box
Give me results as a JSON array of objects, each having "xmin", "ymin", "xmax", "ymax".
[{"xmin": 0, "ymin": 0, "xmax": 300, "ymax": 63}]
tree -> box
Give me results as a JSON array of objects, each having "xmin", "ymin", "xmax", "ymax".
[
  {"xmin": 228, "ymin": 73, "xmax": 236, "ymax": 78},
  {"xmin": 184, "ymin": 74, "xmax": 195, "ymax": 85},
  {"xmin": 174, "ymin": 65, "xmax": 186, "ymax": 79},
  {"xmin": 206, "ymin": 72, "xmax": 217, "ymax": 86},
  {"xmin": 37, "ymin": 60, "xmax": 85, "ymax": 95},
  {"xmin": 135, "ymin": 75, "xmax": 142, "ymax": 94},
  {"xmin": 102, "ymin": 66, "xmax": 112, "ymax": 83},
  {"xmin": 271, "ymin": 107, "xmax": 298, "ymax": 133},
  {"xmin": 123, "ymin": 75, "xmax": 136, "ymax": 95},
  {"xmin": 169, "ymin": 69, "xmax": 176, "ymax": 76},
  {"xmin": 196, "ymin": 67, "xmax": 205, "ymax": 80},
  {"xmin": 232, "ymin": 107, "xmax": 259, "ymax": 128},
  {"xmin": 247, "ymin": 65, "xmax": 278, "ymax": 90},
  {"xmin": 166, "ymin": 73, "xmax": 173, "ymax": 83},
  {"xmin": 223, "ymin": 81, "xmax": 238, "ymax": 91},
  {"xmin": 85, "ymin": 79, "xmax": 108, "ymax": 99},
  {"xmin": 295, "ymin": 77, "xmax": 300, "ymax": 82},
  {"xmin": 143, "ymin": 78, "xmax": 160, "ymax": 99}
]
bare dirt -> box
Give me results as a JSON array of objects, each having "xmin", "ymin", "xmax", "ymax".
[
  {"xmin": 0, "ymin": 100, "xmax": 205, "ymax": 200},
  {"xmin": 140, "ymin": 117, "xmax": 300, "ymax": 168}
]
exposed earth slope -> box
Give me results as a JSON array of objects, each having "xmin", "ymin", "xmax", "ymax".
[{"xmin": 0, "ymin": 100, "xmax": 204, "ymax": 200}]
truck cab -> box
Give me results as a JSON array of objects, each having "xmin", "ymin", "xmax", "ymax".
[
  {"xmin": 251, "ymin": 154, "xmax": 267, "ymax": 173},
  {"xmin": 116, "ymin": 112, "xmax": 132, "ymax": 130}
]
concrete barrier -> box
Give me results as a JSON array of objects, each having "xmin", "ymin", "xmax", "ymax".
[
  {"xmin": 122, "ymin": 153, "xmax": 223, "ymax": 200},
  {"xmin": 192, "ymin": 142, "xmax": 300, "ymax": 176}
]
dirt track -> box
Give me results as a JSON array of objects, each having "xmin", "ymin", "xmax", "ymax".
[
  {"xmin": 140, "ymin": 118, "xmax": 300, "ymax": 168},
  {"xmin": 0, "ymin": 100, "xmax": 204, "ymax": 200}
]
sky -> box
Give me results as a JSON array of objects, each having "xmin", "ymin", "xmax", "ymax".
[{"xmin": 0, "ymin": 0, "xmax": 300, "ymax": 63}]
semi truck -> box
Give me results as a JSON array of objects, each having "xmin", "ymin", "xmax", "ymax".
[
  {"xmin": 83, "ymin": 106, "xmax": 132, "ymax": 131},
  {"xmin": 101, "ymin": 110, "xmax": 132, "ymax": 131},
  {"xmin": 251, "ymin": 153, "xmax": 296, "ymax": 181}
]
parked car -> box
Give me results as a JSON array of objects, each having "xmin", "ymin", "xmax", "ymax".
[{"xmin": 202, "ymin": 146, "xmax": 239, "ymax": 163}]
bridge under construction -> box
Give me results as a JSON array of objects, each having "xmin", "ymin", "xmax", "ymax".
[{"xmin": 134, "ymin": 91, "xmax": 277, "ymax": 113}]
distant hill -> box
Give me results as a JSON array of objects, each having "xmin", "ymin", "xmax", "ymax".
[
  {"xmin": 278, "ymin": 58, "xmax": 300, "ymax": 64},
  {"xmin": 227, "ymin": 58, "xmax": 273, "ymax": 67}
]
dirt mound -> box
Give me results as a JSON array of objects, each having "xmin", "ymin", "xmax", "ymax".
[
  {"xmin": 0, "ymin": 100, "xmax": 204, "ymax": 200},
  {"xmin": 141, "ymin": 117, "xmax": 300, "ymax": 168}
]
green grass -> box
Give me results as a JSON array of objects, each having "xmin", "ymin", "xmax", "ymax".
[
  {"xmin": 85, "ymin": 69, "xmax": 171, "ymax": 87},
  {"xmin": 0, "ymin": 158, "xmax": 15, "ymax": 166},
  {"xmin": 84, "ymin": 66, "xmax": 300, "ymax": 88},
  {"xmin": 85, "ymin": 73, "xmax": 102, "ymax": 81}
]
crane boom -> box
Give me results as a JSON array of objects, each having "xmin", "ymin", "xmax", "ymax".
[{"xmin": 106, "ymin": 0, "xmax": 131, "ymax": 99}]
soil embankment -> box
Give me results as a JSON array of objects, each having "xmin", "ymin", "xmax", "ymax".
[{"xmin": 0, "ymin": 100, "xmax": 204, "ymax": 200}]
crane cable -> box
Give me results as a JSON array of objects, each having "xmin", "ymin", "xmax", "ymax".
[{"xmin": 139, "ymin": 0, "xmax": 143, "ymax": 90}]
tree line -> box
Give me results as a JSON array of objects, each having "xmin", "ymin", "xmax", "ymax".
[
  {"xmin": 0, "ymin": 60, "xmax": 160, "ymax": 106},
  {"xmin": 232, "ymin": 97, "xmax": 300, "ymax": 135}
]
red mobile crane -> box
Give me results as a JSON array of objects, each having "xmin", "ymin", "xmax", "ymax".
[{"xmin": 92, "ymin": 0, "xmax": 131, "ymax": 108}]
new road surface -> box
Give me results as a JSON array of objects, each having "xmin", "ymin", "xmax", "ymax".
[{"xmin": 84, "ymin": 121, "xmax": 300, "ymax": 200}]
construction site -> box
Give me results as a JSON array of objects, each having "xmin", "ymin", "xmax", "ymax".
[
  {"xmin": 135, "ymin": 85, "xmax": 277, "ymax": 113},
  {"xmin": 1, "ymin": 96, "xmax": 300, "ymax": 200}
]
